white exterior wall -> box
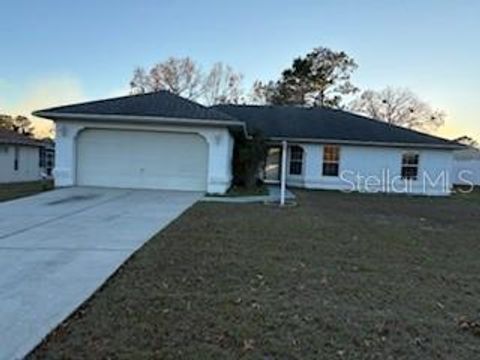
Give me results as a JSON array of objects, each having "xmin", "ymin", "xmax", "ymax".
[
  {"xmin": 286, "ymin": 143, "xmax": 454, "ymax": 196},
  {"xmin": 452, "ymin": 150, "xmax": 480, "ymax": 186},
  {"xmin": 0, "ymin": 144, "xmax": 41, "ymax": 183},
  {"xmin": 54, "ymin": 121, "xmax": 234, "ymax": 194},
  {"xmin": 453, "ymin": 160, "xmax": 480, "ymax": 186}
]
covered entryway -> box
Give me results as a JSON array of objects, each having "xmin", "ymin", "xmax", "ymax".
[
  {"xmin": 264, "ymin": 146, "xmax": 282, "ymax": 183},
  {"xmin": 76, "ymin": 129, "xmax": 208, "ymax": 191}
]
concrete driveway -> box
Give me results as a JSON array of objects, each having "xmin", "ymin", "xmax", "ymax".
[{"xmin": 0, "ymin": 187, "xmax": 202, "ymax": 360}]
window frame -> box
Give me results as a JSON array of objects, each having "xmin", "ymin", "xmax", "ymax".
[
  {"xmin": 322, "ymin": 145, "xmax": 340, "ymax": 177},
  {"xmin": 288, "ymin": 145, "xmax": 303, "ymax": 176},
  {"xmin": 401, "ymin": 152, "xmax": 420, "ymax": 180}
]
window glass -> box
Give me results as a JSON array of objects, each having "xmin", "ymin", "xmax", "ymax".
[
  {"xmin": 289, "ymin": 146, "xmax": 303, "ymax": 175},
  {"xmin": 401, "ymin": 152, "xmax": 419, "ymax": 180},
  {"xmin": 39, "ymin": 148, "xmax": 46, "ymax": 168},
  {"xmin": 322, "ymin": 145, "xmax": 340, "ymax": 176}
]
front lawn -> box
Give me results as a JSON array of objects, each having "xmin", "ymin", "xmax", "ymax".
[
  {"xmin": 0, "ymin": 180, "xmax": 53, "ymax": 202},
  {"xmin": 30, "ymin": 190, "xmax": 480, "ymax": 359}
]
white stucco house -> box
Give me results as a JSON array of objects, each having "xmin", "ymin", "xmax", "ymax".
[
  {"xmin": 34, "ymin": 91, "xmax": 462, "ymax": 196},
  {"xmin": 0, "ymin": 129, "xmax": 46, "ymax": 183}
]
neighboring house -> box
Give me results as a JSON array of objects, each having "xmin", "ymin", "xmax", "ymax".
[
  {"xmin": 452, "ymin": 148, "xmax": 480, "ymax": 186},
  {"xmin": 33, "ymin": 91, "xmax": 462, "ymax": 196},
  {"xmin": 0, "ymin": 129, "xmax": 45, "ymax": 183}
]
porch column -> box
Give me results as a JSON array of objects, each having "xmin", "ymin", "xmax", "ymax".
[
  {"xmin": 198, "ymin": 129, "xmax": 234, "ymax": 194},
  {"xmin": 280, "ymin": 140, "xmax": 288, "ymax": 205}
]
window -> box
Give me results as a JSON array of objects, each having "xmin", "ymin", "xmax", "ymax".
[
  {"xmin": 39, "ymin": 147, "xmax": 46, "ymax": 168},
  {"xmin": 401, "ymin": 152, "xmax": 419, "ymax": 180},
  {"xmin": 14, "ymin": 146, "xmax": 19, "ymax": 171},
  {"xmin": 322, "ymin": 145, "xmax": 340, "ymax": 176},
  {"xmin": 46, "ymin": 149, "xmax": 54, "ymax": 176},
  {"xmin": 289, "ymin": 146, "xmax": 303, "ymax": 175}
]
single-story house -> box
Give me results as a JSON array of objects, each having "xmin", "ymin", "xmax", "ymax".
[
  {"xmin": 0, "ymin": 129, "xmax": 47, "ymax": 183},
  {"xmin": 33, "ymin": 91, "xmax": 462, "ymax": 196}
]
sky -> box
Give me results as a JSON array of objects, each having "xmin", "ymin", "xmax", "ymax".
[{"xmin": 0, "ymin": 0, "xmax": 478, "ymax": 140}]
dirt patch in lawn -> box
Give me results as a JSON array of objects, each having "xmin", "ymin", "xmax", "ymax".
[
  {"xmin": 0, "ymin": 180, "xmax": 53, "ymax": 202},
  {"xmin": 29, "ymin": 190, "xmax": 480, "ymax": 359}
]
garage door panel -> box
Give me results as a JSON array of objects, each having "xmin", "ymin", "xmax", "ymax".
[{"xmin": 77, "ymin": 129, "xmax": 208, "ymax": 191}]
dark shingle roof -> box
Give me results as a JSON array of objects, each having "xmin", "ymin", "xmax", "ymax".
[
  {"xmin": 0, "ymin": 129, "xmax": 42, "ymax": 147},
  {"xmin": 33, "ymin": 91, "xmax": 459, "ymax": 148},
  {"xmin": 34, "ymin": 91, "xmax": 237, "ymax": 122},
  {"xmin": 212, "ymin": 104, "xmax": 458, "ymax": 148}
]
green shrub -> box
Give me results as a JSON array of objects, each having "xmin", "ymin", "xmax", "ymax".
[{"xmin": 232, "ymin": 132, "xmax": 268, "ymax": 189}]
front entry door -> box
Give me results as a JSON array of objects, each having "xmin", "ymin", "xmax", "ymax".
[{"xmin": 264, "ymin": 146, "xmax": 282, "ymax": 182}]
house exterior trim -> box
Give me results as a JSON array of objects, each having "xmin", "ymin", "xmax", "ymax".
[
  {"xmin": 267, "ymin": 137, "xmax": 462, "ymax": 150},
  {"xmin": 34, "ymin": 111, "xmax": 245, "ymax": 128}
]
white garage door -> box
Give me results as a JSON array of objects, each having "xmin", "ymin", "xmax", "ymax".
[{"xmin": 76, "ymin": 129, "xmax": 208, "ymax": 191}]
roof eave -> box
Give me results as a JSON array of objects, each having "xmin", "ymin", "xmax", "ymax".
[
  {"xmin": 267, "ymin": 136, "xmax": 463, "ymax": 150},
  {"xmin": 0, "ymin": 140, "xmax": 43, "ymax": 147},
  {"xmin": 33, "ymin": 111, "xmax": 245, "ymax": 128}
]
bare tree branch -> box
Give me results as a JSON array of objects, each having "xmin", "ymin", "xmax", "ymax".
[
  {"xmin": 202, "ymin": 63, "xmax": 243, "ymax": 105},
  {"xmin": 0, "ymin": 114, "xmax": 34, "ymax": 136},
  {"xmin": 129, "ymin": 57, "xmax": 244, "ymax": 105},
  {"xmin": 349, "ymin": 87, "xmax": 445, "ymax": 132}
]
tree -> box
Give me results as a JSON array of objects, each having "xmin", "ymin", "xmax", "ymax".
[
  {"xmin": 232, "ymin": 131, "xmax": 267, "ymax": 188},
  {"xmin": 202, "ymin": 63, "xmax": 243, "ymax": 105},
  {"xmin": 130, "ymin": 57, "xmax": 203, "ymax": 99},
  {"xmin": 130, "ymin": 57, "xmax": 244, "ymax": 105},
  {"xmin": 248, "ymin": 80, "xmax": 276, "ymax": 105},
  {"xmin": 454, "ymin": 136, "xmax": 479, "ymax": 148},
  {"xmin": 0, "ymin": 114, "xmax": 34, "ymax": 136},
  {"xmin": 0, "ymin": 114, "xmax": 13, "ymax": 130},
  {"xmin": 349, "ymin": 87, "xmax": 445, "ymax": 132},
  {"xmin": 252, "ymin": 47, "xmax": 358, "ymax": 107},
  {"xmin": 129, "ymin": 67, "xmax": 151, "ymax": 95}
]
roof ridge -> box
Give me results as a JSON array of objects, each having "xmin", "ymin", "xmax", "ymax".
[{"xmin": 162, "ymin": 93, "xmax": 239, "ymax": 121}]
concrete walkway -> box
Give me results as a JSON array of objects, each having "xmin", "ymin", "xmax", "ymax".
[
  {"xmin": 0, "ymin": 187, "xmax": 201, "ymax": 360},
  {"xmin": 202, "ymin": 185, "xmax": 296, "ymax": 203}
]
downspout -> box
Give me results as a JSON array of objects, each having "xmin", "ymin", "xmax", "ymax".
[{"xmin": 280, "ymin": 140, "xmax": 288, "ymax": 206}]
